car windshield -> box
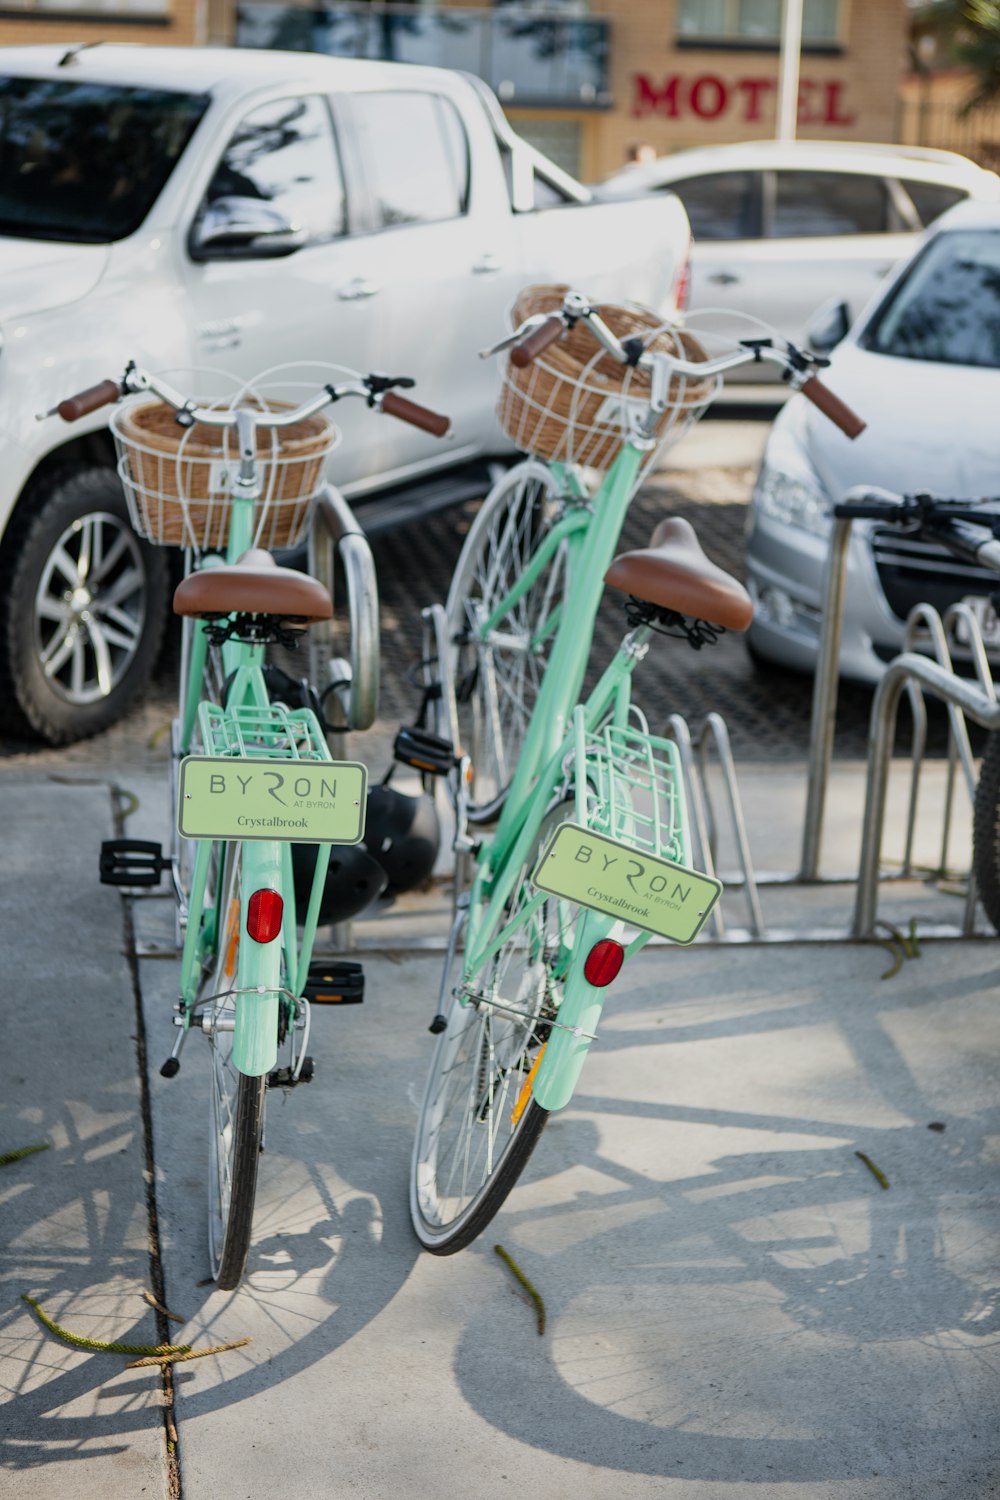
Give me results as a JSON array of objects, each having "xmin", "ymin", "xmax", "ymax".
[
  {"xmin": 0, "ymin": 76, "xmax": 209, "ymax": 243},
  {"xmin": 862, "ymin": 228, "xmax": 1000, "ymax": 369}
]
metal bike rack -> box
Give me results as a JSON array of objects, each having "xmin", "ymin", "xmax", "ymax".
[
  {"xmin": 308, "ymin": 485, "xmax": 381, "ymax": 952},
  {"xmin": 665, "ymin": 712, "xmax": 765, "ymax": 940},
  {"xmin": 655, "ymin": 514, "xmax": 999, "ymax": 944},
  {"xmin": 852, "ymin": 605, "xmax": 1000, "ymax": 938},
  {"xmin": 309, "ymin": 482, "xmax": 380, "ymax": 734}
]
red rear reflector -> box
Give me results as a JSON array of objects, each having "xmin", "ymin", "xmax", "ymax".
[
  {"xmin": 246, "ymin": 889, "xmax": 284, "ymax": 944},
  {"xmin": 584, "ymin": 939, "xmax": 625, "ymax": 988}
]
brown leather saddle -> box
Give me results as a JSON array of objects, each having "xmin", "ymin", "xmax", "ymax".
[
  {"xmin": 173, "ymin": 548, "xmax": 332, "ymax": 623},
  {"xmin": 604, "ymin": 516, "xmax": 752, "ymax": 632}
]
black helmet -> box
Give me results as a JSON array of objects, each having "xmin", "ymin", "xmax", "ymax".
[
  {"xmin": 363, "ymin": 785, "xmax": 440, "ymax": 895},
  {"xmin": 291, "ymin": 841, "xmax": 388, "ymax": 925}
]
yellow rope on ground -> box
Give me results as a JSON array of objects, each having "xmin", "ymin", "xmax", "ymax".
[
  {"xmin": 126, "ymin": 1338, "xmax": 252, "ymax": 1368},
  {"xmin": 22, "ymin": 1295, "xmax": 191, "ymax": 1358}
]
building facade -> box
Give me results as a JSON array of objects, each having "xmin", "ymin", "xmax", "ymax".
[{"xmin": 0, "ymin": 1, "xmax": 912, "ymax": 180}]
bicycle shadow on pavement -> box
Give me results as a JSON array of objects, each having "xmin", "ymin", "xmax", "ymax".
[
  {"xmin": 0, "ymin": 1100, "xmax": 169, "ymax": 1473},
  {"xmin": 140, "ymin": 958, "xmax": 424, "ymax": 1418},
  {"xmin": 450, "ymin": 939, "xmax": 1000, "ymax": 1488}
]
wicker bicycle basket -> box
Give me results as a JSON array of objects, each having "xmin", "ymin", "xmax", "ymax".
[
  {"xmin": 111, "ymin": 398, "xmax": 339, "ymax": 551},
  {"xmin": 497, "ymin": 285, "xmax": 718, "ymax": 472}
]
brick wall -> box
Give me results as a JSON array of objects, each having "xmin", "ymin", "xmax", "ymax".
[
  {"xmin": 594, "ymin": 0, "xmax": 911, "ymax": 179},
  {"xmin": 0, "ymin": 0, "xmax": 204, "ymax": 49}
]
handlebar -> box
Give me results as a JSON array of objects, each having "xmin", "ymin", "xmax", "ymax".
[
  {"xmin": 499, "ymin": 288, "xmax": 866, "ymax": 440},
  {"xmin": 56, "ymin": 379, "xmax": 122, "ymax": 423},
  {"xmin": 509, "ymin": 315, "xmax": 566, "ymax": 370},
  {"xmin": 380, "ymin": 390, "xmax": 450, "ymax": 437},
  {"xmin": 798, "ymin": 376, "xmax": 866, "ymax": 440},
  {"xmin": 834, "ymin": 486, "xmax": 1000, "ymax": 575},
  {"xmin": 45, "ymin": 365, "xmax": 451, "ymax": 439}
]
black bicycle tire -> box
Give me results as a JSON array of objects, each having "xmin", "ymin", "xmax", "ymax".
[
  {"xmin": 214, "ymin": 1072, "xmax": 267, "ymax": 1291},
  {"xmin": 411, "ymin": 803, "xmax": 582, "ymax": 1254},
  {"xmin": 417, "ymin": 1097, "xmax": 548, "ymax": 1257},
  {"xmin": 973, "ymin": 728, "xmax": 1000, "ymax": 934}
]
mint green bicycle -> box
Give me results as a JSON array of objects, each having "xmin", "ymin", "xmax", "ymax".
[
  {"xmin": 54, "ymin": 362, "xmax": 447, "ymax": 1288},
  {"xmin": 409, "ymin": 288, "xmax": 864, "ymax": 1253}
]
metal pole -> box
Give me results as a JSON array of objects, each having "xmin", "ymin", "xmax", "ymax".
[
  {"xmin": 799, "ymin": 516, "xmax": 852, "ymax": 880},
  {"xmin": 776, "ymin": 0, "xmax": 804, "ymax": 142}
]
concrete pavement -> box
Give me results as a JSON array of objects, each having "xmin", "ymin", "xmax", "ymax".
[{"xmin": 2, "ymin": 757, "xmax": 999, "ymax": 1498}]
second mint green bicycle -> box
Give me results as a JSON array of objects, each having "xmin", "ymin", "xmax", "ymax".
[{"xmin": 409, "ymin": 287, "xmax": 865, "ymax": 1253}]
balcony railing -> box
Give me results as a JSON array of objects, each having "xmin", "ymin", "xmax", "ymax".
[{"xmin": 235, "ymin": 3, "xmax": 612, "ymax": 109}]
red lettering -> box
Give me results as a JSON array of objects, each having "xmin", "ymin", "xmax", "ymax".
[
  {"xmin": 797, "ymin": 79, "xmax": 821, "ymax": 125},
  {"xmin": 690, "ymin": 75, "xmax": 728, "ymax": 120},
  {"xmin": 822, "ymin": 81, "xmax": 856, "ymax": 126},
  {"xmin": 736, "ymin": 77, "xmax": 775, "ymax": 123},
  {"xmin": 633, "ymin": 74, "xmax": 681, "ymax": 119},
  {"xmin": 630, "ymin": 73, "xmax": 853, "ymax": 128}
]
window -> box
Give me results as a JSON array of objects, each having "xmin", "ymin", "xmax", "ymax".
[
  {"xmin": 770, "ymin": 171, "xmax": 888, "ymax": 237},
  {"xmin": 0, "ymin": 77, "xmax": 207, "ymax": 244},
  {"xmin": 863, "ymin": 230, "xmax": 1000, "ymax": 369},
  {"xmin": 899, "ymin": 178, "xmax": 968, "ymax": 228},
  {"xmin": 350, "ymin": 92, "xmax": 470, "ymax": 228},
  {"xmin": 667, "ymin": 171, "xmax": 759, "ymax": 241},
  {"xmin": 677, "ymin": 0, "xmax": 839, "ymax": 44},
  {"xmin": 201, "ymin": 96, "xmax": 346, "ymax": 244}
]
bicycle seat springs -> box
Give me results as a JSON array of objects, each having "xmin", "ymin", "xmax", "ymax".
[{"xmin": 623, "ymin": 597, "xmax": 726, "ymax": 649}]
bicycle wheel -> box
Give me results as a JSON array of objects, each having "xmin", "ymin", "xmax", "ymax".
[
  {"xmin": 446, "ymin": 459, "xmax": 568, "ymax": 823},
  {"xmin": 411, "ymin": 810, "xmax": 582, "ymax": 1253},
  {"xmin": 205, "ymin": 841, "xmax": 267, "ymax": 1290},
  {"xmin": 973, "ymin": 729, "xmax": 1000, "ymax": 934}
]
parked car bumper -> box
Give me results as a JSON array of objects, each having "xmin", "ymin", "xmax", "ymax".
[{"xmin": 746, "ymin": 511, "xmax": 918, "ymax": 684}]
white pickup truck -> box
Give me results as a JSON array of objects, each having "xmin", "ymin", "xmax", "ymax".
[{"xmin": 0, "ymin": 44, "xmax": 690, "ymax": 743}]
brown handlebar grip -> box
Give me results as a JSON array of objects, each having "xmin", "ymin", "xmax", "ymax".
[
  {"xmin": 57, "ymin": 380, "xmax": 122, "ymax": 423},
  {"xmin": 381, "ymin": 391, "xmax": 450, "ymax": 438},
  {"xmin": 800, "ymin": 376, "xmax": 866, "ymax": 440},
  {"xmin": 510, "ymin": 315, "xmax": 566, "ymax": 369}
]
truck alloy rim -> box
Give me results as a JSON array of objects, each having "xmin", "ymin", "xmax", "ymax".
[{"xmin": 33, "ymin": 510, "xmax": 148, "ymax": 705}]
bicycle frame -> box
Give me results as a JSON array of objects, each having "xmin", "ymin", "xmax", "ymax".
[
  {"xmin": 175, "ymin": 473, "xmax": 332, "ymax": 1078},
  {"xmin": 457, "ymin": 438, "xmax": 682, "ymax": 1112}
]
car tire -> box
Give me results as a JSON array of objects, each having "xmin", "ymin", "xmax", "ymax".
[{"xmin": 1, "ymin": 466, "xmax": 169, "ymax": 745}]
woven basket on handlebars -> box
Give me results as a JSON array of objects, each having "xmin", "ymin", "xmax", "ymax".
[
  {"xmin": 497, "ymin": 284, "xmax": 718, "ymax": 472},
  {"xmin": 111, "ymin": 398, "xmax": 339, "ymax": 551}
]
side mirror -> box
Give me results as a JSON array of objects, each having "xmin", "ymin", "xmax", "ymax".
[
  {"xmin": 189, "ymin": 196, "xmax": 306, "ymax": 260},
  {"xmin": 806, "ymin": 298, "xmax": 851, "ymax": 354}
]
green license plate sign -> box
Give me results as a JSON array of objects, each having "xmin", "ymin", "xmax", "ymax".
[
  {"xmin": 531, "ymin": 821, "xmax": 722, "ymax": 944},
  {"xmin": 178, "ymin": 757, "xmax": 367, "ymax": 844}
]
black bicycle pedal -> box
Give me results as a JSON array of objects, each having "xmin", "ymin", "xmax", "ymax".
[
  {"xmin": 303, "ymin": 960, "xmax": 365, "ymax": 1005},
  {"xmin": 99, "ymin": 839, "xmax": 170, "ymax": 888},
  {"xmin": 393, "ymin": 725, "xmax": 456, "ymax": 777},
  {"xmin": 267, "ymin": 1057, "xmax": 315, "ymax": 1088}
]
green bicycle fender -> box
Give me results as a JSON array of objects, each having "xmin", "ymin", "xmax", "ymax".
[
  {"xmin": 232, "ymin": 840, "xmax": 284, "ymax": 1077},
  {"xmin": 531, "ymin": 908, "xmax": 616, "ymax": 1113}
]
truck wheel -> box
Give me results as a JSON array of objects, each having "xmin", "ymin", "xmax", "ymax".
[{"xmin": 2, "ymin": 467, "xmax": 169, "ymax": 745}]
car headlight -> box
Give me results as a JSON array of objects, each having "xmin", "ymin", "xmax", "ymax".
[{"xmin": 753, "ymin": 462, "xmax": 831, "ymax": 536}]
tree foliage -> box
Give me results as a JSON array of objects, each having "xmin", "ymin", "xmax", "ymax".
[{"xmin": 917, "ymin": 0, "xmax": 1000, "ymax": 115}]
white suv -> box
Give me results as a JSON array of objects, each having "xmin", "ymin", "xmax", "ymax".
[
  {"xmin": 598, "ymin": 139, "xmax": 1000, "ymax": 394},
  {"xmin": 0, "ymin": 44, "xmax": 685, "ymax": 744}
]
